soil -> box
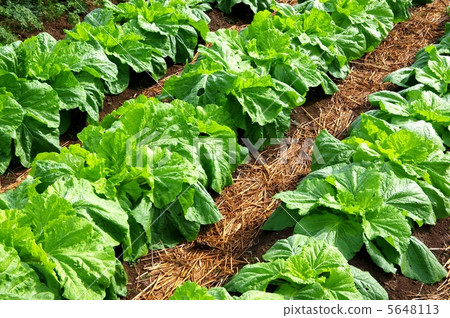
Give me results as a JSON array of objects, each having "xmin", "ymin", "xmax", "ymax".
[
  {"xmin": 14, "ymin": 15, "xmax": 72, "ymax": 41},
  {"xmin": 7, "ymin": 1, "xmax": 100, "ymax": 42},
  {"xmin": 207, "ymin": 8, "xmax": 252, "ymax": 32},
  {"xmin": 1, "ymin": 0, "xmax": 449, "ymax": 301}
]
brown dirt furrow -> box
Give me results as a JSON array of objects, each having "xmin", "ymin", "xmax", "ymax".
[
  {"xmin": 132, "ymin": 0, "xmax": 450, "ymax": 300},
  {"xmin": 10, "ymin": 1, "xmax": 101, "ymax": 42}
]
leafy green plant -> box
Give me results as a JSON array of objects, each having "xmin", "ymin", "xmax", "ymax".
[
  {"xmin": 30, "ymin": 96, "xmax": 247, "ymax": 260},
  {"xmin": 65, "ymin": 0, "xmax": 211, "ymax": 94},
  {"xmin": 342, "ymin": 115, "xmax": 450, "ymax": 207},
  {"xmin": 170, "ymin": 235, "xmax": 388, "ymax": 300},
  {"xmin": 294, "ymin": 0, "xmax": 395, "ymax": 51},
  {"xmin": 384, "ymin": 0, "xmax": 414, "ymax": 22},
  {"xmin": 381, "ymin": 23, "xmax": 449, "ymax": 94},
  {"xmin": 384, "ymin": 45, "xmax": 449, "ymax": 95},
  {"xmin": 367, "ymin": 89, "xmax": 450, "ymax": 146},
  {"xmin": 162, "ymin": 0, "xmax": 398, "ymax": 146},
  {"xmin": 272, "ymin": 7, "xmax": 366, "ymax": 79},
  {"xmin": 0, "ymin": 32, "xmax": 118, "ymax": 173},
  {"xmin": 265, "ymin": 162, "xmax": 447, "ymax": 283},
  {"xmin": 0, "ymin": 178, "xmax": 127, "ymax": 300}
]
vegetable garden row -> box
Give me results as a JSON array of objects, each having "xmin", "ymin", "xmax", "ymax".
[
  {"xmin": 0, "ymin": 0, "xmax": 448, "ymax": 300},
  {"xmin": 171, "ymin": 22, "xmax": 450, "ymax": 299}
]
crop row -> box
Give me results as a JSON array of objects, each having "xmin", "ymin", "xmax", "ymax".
[
  {"xmin": 0, "ymin": 0, "xmax": 428, "ymax": 300},
  {"xmin": 171, "ymin": 235, "xmax": 390, "ymax": 300},
  {"xmin": 170, "ymin": 20, "xmax": 450, "ymax": 300},
  {"xmin": 161, "ymin": 0, "xmax": 426, "ymax": 145},
  {"xmin": 265, "ymin": 23, "xmax": 450, "ymax": 284}
]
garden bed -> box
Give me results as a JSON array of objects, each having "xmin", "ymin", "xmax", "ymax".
[{"xmin": 0, "ymin": 0, "xmax": 448, "ymax": 301}]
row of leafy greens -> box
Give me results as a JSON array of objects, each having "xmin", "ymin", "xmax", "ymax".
[
  {"xmin": 65, "ymin": 0, "xmax": 212, "ymax": 94},
  {"xmin": 0, "ymin": 96, "xmax": 246, "ymax": 299},
  {"xmin": 160, "ymin": 0, "xmax": 404, "ymax": 146},
  {"xmin": 30, "ymin": 96, "xmax": 247, "ymax": 261},
  {"xmin": 0, "ymin": 176, "xmax": 130, "ymax": 300},
  {"xmin": 0, "ymin": 32, "xmax": 117, "ymax": 173},
  {"xmin": 170, "ymin": 235, "xmax": 388, "ymax": 300},
  {"xmin": 264, "ymin": 24, "xmax": 450, "ymax": 284}
]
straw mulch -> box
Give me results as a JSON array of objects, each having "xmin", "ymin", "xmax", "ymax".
[{"xmin": 133, "ymin": 0, "xmax": 450, "ymax": 300}]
